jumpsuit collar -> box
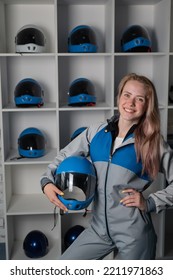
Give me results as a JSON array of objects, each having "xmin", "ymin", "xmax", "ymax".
[{"xmin": 105, "ymin": 115, "xmax": 138, "ymax": 142}]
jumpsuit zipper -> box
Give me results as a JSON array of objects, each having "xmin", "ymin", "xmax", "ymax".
[{"xmin": 104, "ymin": 137, "xmax": 115, "ymax": 240}]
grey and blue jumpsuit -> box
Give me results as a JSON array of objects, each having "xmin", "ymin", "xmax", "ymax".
[{"xmin": 40, "ymin": 118, "xmax": 173, "ymax": 260}]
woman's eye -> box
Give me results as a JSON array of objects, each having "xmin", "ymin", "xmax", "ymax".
[
  {"xmin": 123, "ymin": 93, "xmax": 130, "ymax": 98},
  {"xmin": 136, "ymin": 97, "xmax": 145, "ymax": 103}
]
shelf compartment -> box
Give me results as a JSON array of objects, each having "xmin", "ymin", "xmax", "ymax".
[
  {"xmin": 6, "ymin": 214, "xmax": 60, "ymax": 260},
  {"xmin": 58, "ymin": 55, "xmax": 114, "ymax": 108},
  {"xmin": 57, "ymin": 0, "xmax": 114, "ymax": 53},
  {"xmin": 4, "ymin": 164, "xmax": 54, "ymax": 211},
  {"xmin": 0, "ymin": 56, "xmax": 57, "ymax": 108},
  {"xmin": 7, "ymin": 193, "xmax": 55, "ymax": 215},
  {"xmin": 0, "ymin": 1, "xmax": 55, "ymax": 54},
  {"xmin": 1, "ymin": 111, "xmax": 58, "ymax": 161},
  {"xmin": 114, "ymin": 54, "xmax": 169, "ymax": 108},
  {"xmin": 59, "ymin": 110, "xmax": 113, "ymax": 148},
  {"xmin": 115, "ymin": 0, "xmax": 170, "ymax": 53}
]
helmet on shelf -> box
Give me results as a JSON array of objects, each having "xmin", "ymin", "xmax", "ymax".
[
  {"xmin": 68, "ymin": 25, "xmax": 98, "ymax": 53},
  {"xmin": 18, "ymin": 127, "xmax": 46, "ymax": 158},
  {"xmin": 55, "ymin": 155, "xmax": 97, "ymax": 210},
  {"xmin": 15, "ymin": 24, "xmax": 46, "ymax": 53},
  {"xmin": 68, "ymin": 78, "xmax": 96, "ymax": 106},
  {"xmin": 121, "ymin": 25, "xmax": 151, "ymax": 52},
  {"xmin": 64, "ymin": 225, "xmax": 85, "ymax": 249},
  {"xmin": 70, "ymin": 127, "xmax": 87, "ymax": 141},
  {"xmin": 14, "ymin": 78, "xmax": 44, "ymax": 107},
  {"xmin": 23, "ymin": 230, "xmax": 49, "ymax": 258}
]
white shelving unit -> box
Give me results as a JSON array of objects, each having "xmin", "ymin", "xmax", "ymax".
[{"xmin": 0, "ymin": 0, "xmax": 172, "ymax": 259}]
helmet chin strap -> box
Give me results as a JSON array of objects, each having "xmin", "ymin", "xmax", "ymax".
[
  {"xmin": 51, "ymin": 206, "xmax": 59, "ymax": 231},
  {"xmin": 10, "ymin": 155, "xmax": 24, "ymax": 160},
  {"xmin": 83, "ymin": 208, "xmax": 92, "ymax": 217}
]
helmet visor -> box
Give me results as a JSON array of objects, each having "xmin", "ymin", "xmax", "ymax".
[
  {"xmin": 19, "ymin": 134, "xmax": 45, "ymax": 150},
  {"xmin": 70, "ymin": 27, "xmax": 96, "ymax": 45},
  {"xmin": 16, "ymin": 28, "xmax": 45, "ymax": 46},
  {"xmin": 55, "ymin": 172, "xmax": 96, "ymax": 201},
  {"xmin": 123, "ymin": 25, "xmax": 149, "ymax": 42},
  {"xmin": 15, "ymin": 81, "xmax": 42, "ymax": 97},
  {"xmin": 69, "ymin": 80, "xmax": 95, "ymax": 96}
]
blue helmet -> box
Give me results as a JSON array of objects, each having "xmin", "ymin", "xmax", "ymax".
[
  {"xmin": 68, "ymin": 78, "xmax": 96, "ymax": 106},
  {"xmin": 68, "ymin": 25, "xmax": 98, "ymax": 53},
  {"xmin": 55, "ymin": 155, "xmax": 97, "ymax": 210},
  {"xmin": 14, "ymin": 78, "xmax": 44, "ymax": 107},
  {"xmin": 70, "ymin": 127, "xmax": 87, "ymax": 141},
  {"xmin": 23, "ymin": 230, "xmax": 48, "ymax": 258},
  {"xmin": 121, "ymin": 25, "xmax": 151, "ymax": 52},
  {"xmin": 18, "ymin": 127, "xmax": 46, "ymax": 158},
  {"xmin": 64, "ymin": 225, "xmax": 85, "ymax": 249}
]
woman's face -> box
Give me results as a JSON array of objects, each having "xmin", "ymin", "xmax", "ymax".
[{"xmin": 118, "ymin": 80, "xmax": 148, "ymax": 125}]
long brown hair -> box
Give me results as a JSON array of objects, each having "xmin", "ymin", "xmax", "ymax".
[{"xmin": 117, "ymin": 73, "xmax": 161, "ymax": 179}]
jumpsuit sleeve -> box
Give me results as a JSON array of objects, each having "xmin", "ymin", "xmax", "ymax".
[
  {"xmin": 146, "ymin": 196, "xmax": 156, "ymax": 213},
  {"xmin": 149, "ymin": 138, "xmax": 173, "ymax": 213},
  {"xmin": 40, "ymin": 122, "xmax": 106, "ymax": 191}
]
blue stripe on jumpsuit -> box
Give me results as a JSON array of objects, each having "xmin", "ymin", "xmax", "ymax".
[{"xmin": 90, "ymin": 126, "xmax": 150, "ymax": 182}]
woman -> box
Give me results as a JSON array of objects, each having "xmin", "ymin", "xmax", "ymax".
[{"xmin": 40, "ymin": 73, "xmax": 173, "ymax": 259}]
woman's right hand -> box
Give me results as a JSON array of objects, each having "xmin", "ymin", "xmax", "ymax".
[{"xmin": 44, "ymin": 183, "xmax": 68, "ymax": 212}]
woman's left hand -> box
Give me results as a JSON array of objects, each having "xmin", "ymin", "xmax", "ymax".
[{"xmin": 120, "ymin": 188, "xmax": 147, "ymax": 211}]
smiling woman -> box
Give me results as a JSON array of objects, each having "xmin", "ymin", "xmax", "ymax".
[
  {"xmin": 41, "ymin": 73, "xmax": 173, "ymax": 260},
  {"xmin": 116, "ymin": 73, "xmax": 160, "ymax": 179}
]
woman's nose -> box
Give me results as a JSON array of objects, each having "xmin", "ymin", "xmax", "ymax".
[{"xmin": 127, "ymin": 98, "xmax": 135, "ymax": 106}]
